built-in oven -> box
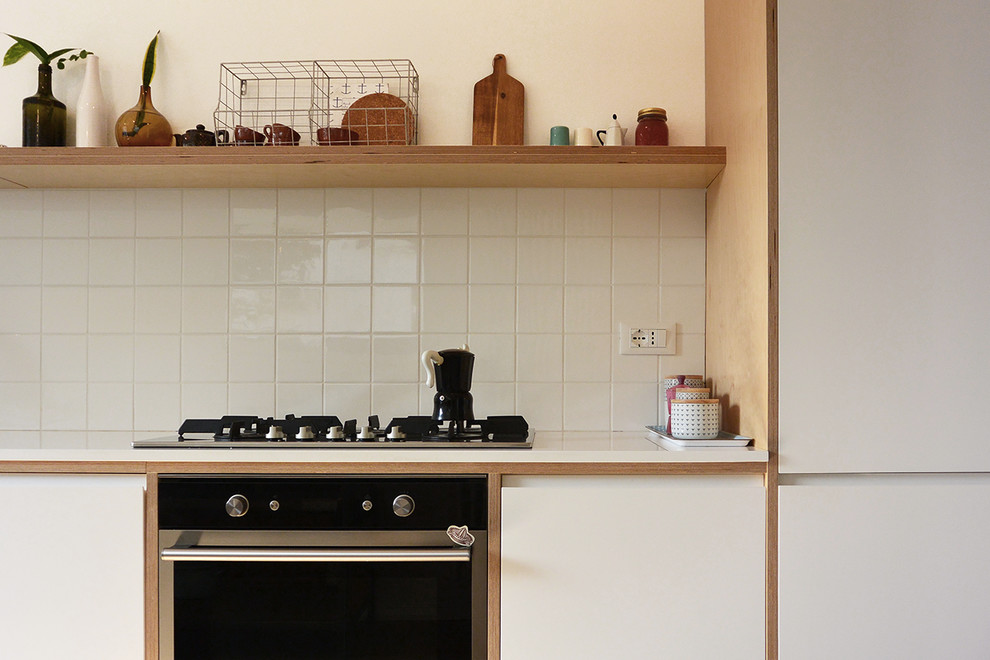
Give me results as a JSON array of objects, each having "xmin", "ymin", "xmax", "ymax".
[{"xmin": 157, "ymin": 475, "xmax": 488, "ymax": 660}]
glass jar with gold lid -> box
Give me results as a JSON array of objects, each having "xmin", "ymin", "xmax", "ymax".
[{"xmin": 635, "ymin": 107, "xmax": 668, "ymax": 146}]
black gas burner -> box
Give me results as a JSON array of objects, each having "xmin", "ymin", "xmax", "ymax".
[{"xmin": 133, "ymin": 414, "xmax": 532, "ymax": 449}]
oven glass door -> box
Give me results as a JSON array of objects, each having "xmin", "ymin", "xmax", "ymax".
[{"xmin": 160, "ymin": 531, "xmax": 486, "ymax": 660}]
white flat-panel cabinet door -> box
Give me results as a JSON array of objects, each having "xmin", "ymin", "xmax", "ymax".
[
  {"xmin": 501, "ymin": 475, "xmax": 765, "ymax": 659},
  {"xmin": 0, "ymin": 474, "xmax": 145, "ymax": 660},
  {"xmin": 779, "ymin": 479, "xmax": 990, "ymax": 659},
  {"xmin": 778, "ymin": 0, "xmax": 990, "ymax": 473}
]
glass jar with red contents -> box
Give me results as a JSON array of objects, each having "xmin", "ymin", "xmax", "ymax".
[{"xmin": 635, "ymin": 107, "xmax": 668, "ymax": 146}]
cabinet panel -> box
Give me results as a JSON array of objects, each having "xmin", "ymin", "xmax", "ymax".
[
  {"xmin": 779, "ymin": 479, "xmax": 990, "ymax": 659},
  {"xmin": 501, "ymin": 475, "xmax": 765, "ymax": 658},
  {"xmin": 778, "ymin": 0, "xmax": 990, "ymax": 472},
  {"xmin": 0, "ymin": 474, "xmax": 145, "ymax": 659}
]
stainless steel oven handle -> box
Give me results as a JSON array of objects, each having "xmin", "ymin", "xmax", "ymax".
[{"xmin": 161, "ymin": 545, "xmax": 471, "ymax": 562}]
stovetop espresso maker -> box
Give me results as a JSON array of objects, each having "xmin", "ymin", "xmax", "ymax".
[{"xmin": 422, "ymin": 345, "xmax": 475, "ymax": 424}]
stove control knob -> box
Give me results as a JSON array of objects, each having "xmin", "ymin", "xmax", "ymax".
[
  {"xmin": 225, "ymin": 494, "xmax": 249, "ymax": 518},
  {"xmin": 296, "ymin": 425, "xmax": 314, "ymax": 440},
  {"xmin": 357, "ymin": 426, "xmax": 376, "ymax": 441},
  {"xmin": 266, "ymin": 426, "xmax": 285, "ymax": 440},
  {"xmin": 392, "ymin": 494, "xmax": 415, "ymax": 518},
  {"xmin": 327, "ymin": 426, "xmax": 345, "ymax": 440},
  {"xmin": 387, "ymin": 426, "xmax": 406, "ymax": 440}
]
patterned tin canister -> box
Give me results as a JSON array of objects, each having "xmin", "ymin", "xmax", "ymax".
[
  {"xmin": 662, "ymin": 375, "xmax": 705, "ymax": 425},
  {"xmin": 669, "ymin": 398, "xmax": 720, "ymax": 439},
  {"xmin": 675, "ymin": 387, "xmax": 711, "ymax": 400}
]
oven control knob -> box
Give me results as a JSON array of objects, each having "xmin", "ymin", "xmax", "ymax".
[
  {"xmin": 225, "ymin": 494, "xmax": 249, "ymax": 517},
  {"xmin": 392, "ymin": 494, "xmax": 415, "ymax": 517}
]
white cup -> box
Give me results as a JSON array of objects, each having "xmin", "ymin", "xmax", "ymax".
[{"xmin": 573, "ymin": 127, "xmax": 594, "ymax": 146}]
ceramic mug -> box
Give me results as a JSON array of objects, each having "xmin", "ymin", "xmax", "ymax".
[
  {"xmin": 317, "ymin": 126, "xmax": 360, "ymax": 146},
  {"xmin": 234, "ymin": 125, "xmax": 266, "ymax": 146},
  {"xmin": 549, "ymin": 125, "xmax": 570, "ymax": 146},
  {"xmin": 263, "ymin": 123, "xmax": 301, "ymax": 146},
  {"xmin": 573, "ymin": 127, "xmax": 595, "ymax": 146}
]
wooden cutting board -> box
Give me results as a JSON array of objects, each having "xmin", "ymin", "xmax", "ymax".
[{"xmin": 472, "ymin": 54, "xmax": 524, "ymax": 145}]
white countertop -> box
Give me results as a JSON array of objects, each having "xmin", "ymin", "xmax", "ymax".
[{"xmin": 0, "ymin": 432, "xmax": 767, "ymax": 465}]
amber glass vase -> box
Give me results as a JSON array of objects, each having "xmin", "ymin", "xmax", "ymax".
[
  {"xmin": 23, "ymin": 64, "xmax": 67, "ymax": 147},
  {"xmin": 115, "ymin": 85, "xmax": 173, "ymax": 146}
]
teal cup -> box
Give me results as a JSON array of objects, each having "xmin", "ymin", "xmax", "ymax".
[{"xmin": 549, "ymin": 125, "xmax": 570, "ymax": 146}]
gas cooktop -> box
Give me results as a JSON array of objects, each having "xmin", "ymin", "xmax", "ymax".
[{"xmin": 132, "ymin": 414, "xmax": 533, "ymax": 449}]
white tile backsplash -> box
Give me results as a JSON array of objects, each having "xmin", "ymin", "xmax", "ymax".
[
  {"xmin": 565, "ymin": 238, "xmax": 611, "ymax": 285},
  {"xmin": 182, "ymin": 189, "xmax": 230, "ymax": 237},
  {"xmin": 89, "ymin": 191, "xmax": 136, "ymax": 237},
  {"xmin": 517, "ymin": 189, "xmax": 564, "ymax": 237},
  {"xmin": 43, "ymin": 239, "xmax": 88, "ymax": 285},
  {"xmin": 88, "ymin": 287, "xmax": 134, "ymax": 334},
  {"xmin": 89, "ymin": 239, "xmax": 135, "ymax": 286},
  {"xmin": 468, "ymin": 284, "xmax": 515, "ymax": 333},
  {"xmin": 277, "ymin": 189, "xmax": 325, "ymax": 236},
  {"xmin": 469, "ymin": 189, "xmax": 517, "ymax": 236},
  {"xmin": 42, "ymin": 382, "xmax": 86, "ymax": 429},
  {"xmin": 326, "ymin": 189, "xmax": 374, "ymax": 235},
  {"xmin": 326, "ymin": 237, "xmax": 372, "ymax": 283},
  {"xmin": 231, "ymin": 189, "xmax": 277, "ymax": 236},
  {"xmin": 0, "ymin": 186, "xmax": 705, "ymax": 439},
  {"xmin": 469, "ymin": 237, "xmax": 516, "ymax": 284},
  {"xmin": 0, "ymin": 239, "xmax": 42, "ymax": 285},
  {"xmin": 421, "ymin": 189, "xmax": 468, "ymax": 235},
  {"xmin": 135, "ymin": 239, "xmax": 182, "ymax": 285},
  {"xmin": 0, "ymin": 190, "xmax": 43, "ymax": 237},
  {"xmin": 0, "ymin": 334, "xmax": 40, "ymax": 381},
  {"xmin": 42, "ymin": 287, "xmax": 88, "ymax": 334},
  {"xmin": 136, "ymin": 190, "xmax": 183, "ymax": 237},
  {"xmin": 183, "ymin": 238, "xmax": 229, "ymax": 285},
  {"xmin": 88, "ymin": 334, "xmax": 134, "ymax": 382},
  {"xmin": 373, "ymin": 189, "xmax": 420, "ymax": 235},
  {"xmin": 275, "ymin": 286, "xmax": 323, "ymax": 333},
  {"xmin": 42, "ymin": 334, "xmax": 87, "ymax": 382},
  {"xmin": 43, "ymin": 191, "xmax": 89, "ymax": 237}
]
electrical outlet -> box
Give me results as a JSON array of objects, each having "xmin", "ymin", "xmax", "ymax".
[{"xmin": 618, "ymin": 322, "xmax": 676, "ymax": 355}]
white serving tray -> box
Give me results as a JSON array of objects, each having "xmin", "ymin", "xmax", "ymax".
[{"xmin": 645, "ymin": 425, "xmax": 753, "ymax": 448}]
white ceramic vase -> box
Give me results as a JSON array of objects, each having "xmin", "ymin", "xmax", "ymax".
[{"xmin": 76, "ymin": 55, "xmax": 107, "ymax": 147}]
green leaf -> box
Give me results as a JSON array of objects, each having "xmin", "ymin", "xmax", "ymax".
[
  {"xmin": 48, "ymin": 48, "xmax": 76, "ymax": 60},
  {"xmin": 3, "ymin": 42, "xmax": 30, "ymax": 66},
  {"xmin": 5, "ymin": 34, "xmax": 51, "ymax": 65},
  {"xmin": 141, "ymin": 31, "xmax": 159, "ymax": 87}
]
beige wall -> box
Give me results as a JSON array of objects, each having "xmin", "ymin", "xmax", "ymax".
[{"xmin": 1, "ymin": 0, "xmax": 705, "ymax": 147}]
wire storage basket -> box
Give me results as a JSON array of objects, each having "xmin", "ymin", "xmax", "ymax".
[
  {"xmin": 213, "ymin": 59, "xmax": 419, "ymax": 147},
  {"xmin": 313, "ymin": 60, "xmax": 418, "ymax": 146}
]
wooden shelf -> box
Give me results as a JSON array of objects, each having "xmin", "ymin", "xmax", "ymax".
[{"xmin": 0, "ymin": 145, "xmax": 725, "ymax": 189}]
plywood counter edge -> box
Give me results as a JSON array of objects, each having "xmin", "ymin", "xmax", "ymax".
[{"xmin": 0, "ymin": 459, "xmax": 766, "ymax": 476}]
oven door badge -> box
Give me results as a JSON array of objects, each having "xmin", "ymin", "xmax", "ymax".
[{"xmin": 447, "ymin": 525, "xmax": 475, "ymax": 547}]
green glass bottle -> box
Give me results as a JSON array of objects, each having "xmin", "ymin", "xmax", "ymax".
[{"xmin": 23, "ymin": 64, "xmax": 66, "ymax": 147}]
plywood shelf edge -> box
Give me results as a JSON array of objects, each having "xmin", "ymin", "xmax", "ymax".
[{"xmin": 0, "ymin": 145, "xmax": 726, "ymax": 189}]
